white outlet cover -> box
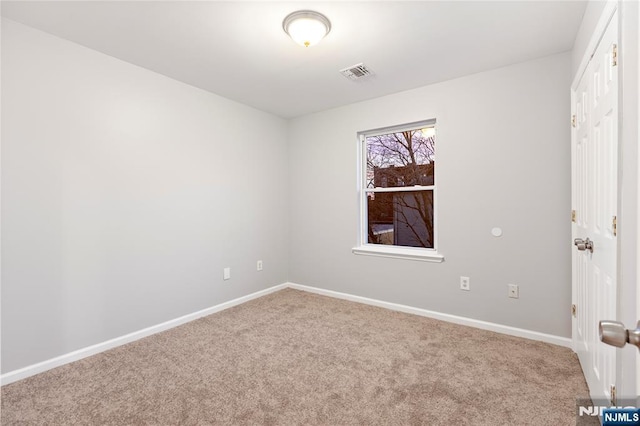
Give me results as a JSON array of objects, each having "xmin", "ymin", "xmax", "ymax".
[
  {"xmin": 460, "ymin": 276, "xmax": 470, "ymax": 291},
  {"xmin": 491, "ymin": 227, "xmax": 503, "ymax": 237}
]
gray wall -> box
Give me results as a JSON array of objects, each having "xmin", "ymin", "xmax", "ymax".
[
  {"xmin": 1, "ymin": 20, "xmax": 289, "ymax": 373},
  {"xmin": 571, "ymin": 1, "xmax": 607, "ymax": 77},
  {"xmin": 288, "ymin": 52, "xmax": 573, "ymax": 337}
]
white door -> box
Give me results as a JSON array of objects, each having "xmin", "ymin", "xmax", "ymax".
[{"xmin": 571, "ymin": 9, "xmax": 619, "ymax": 406}]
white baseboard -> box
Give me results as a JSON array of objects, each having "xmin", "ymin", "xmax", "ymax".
[
  {"xmin": 2, "ymin": 281, "xmax": 571, "ymax": 386},
  {"xmin": 286, "ymin": 282, "xmax": 572, "ymax": 349},
  {"xmin": 0, "ymin": 283, "xmax": 288, "ymax": 386}
]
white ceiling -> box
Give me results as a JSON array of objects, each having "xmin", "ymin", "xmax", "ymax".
[{"xmin": 1, "ymin": 1, "xmax": 587, "ymax": 118}]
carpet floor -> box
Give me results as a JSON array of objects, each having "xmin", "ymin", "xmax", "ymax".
[{"xmin": 1, "ymin": 288, "xmax": 592, "ymax": 425}]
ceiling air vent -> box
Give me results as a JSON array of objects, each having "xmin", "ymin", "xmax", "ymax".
[{"xmin": 340, "ymin": 63, "xmax": 373, "ymax": 81}]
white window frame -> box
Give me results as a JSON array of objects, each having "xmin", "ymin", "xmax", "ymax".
[{"xmin": 352, "ymin": 119, "xmax": 444, "ymax": 262}]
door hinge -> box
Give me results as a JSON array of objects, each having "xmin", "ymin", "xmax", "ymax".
[
  {"xmin": 610, "ymin": 385, "xmax": 617, "ymax": 406},
  {"xmin": 571, "ymin": 210, "xmax": 577, "ymax": 223},
  {"xmin": 571, "ymin": 115, "xmax": 577, "ymax": 128},
  {"xmin": 571, "ymin": 304, "xmax": 577, "ymax": 318},
  {"xmin": 612, "ymin": 44, "xmax": 618, "ymax": 67},
  {"xmin": 612, "ymin": 215, "xmax": 617, "ymax": 236}
]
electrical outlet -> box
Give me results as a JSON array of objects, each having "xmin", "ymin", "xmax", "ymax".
[
  {"xmin": 223, "ymin": 267, "xmax": 231, "ymax": 280},
  {"xmin": 257, "ymin": 260, "xmax": 263, "ymax": 271},
  {"xmin": 460, "ymin": 276, "xmax": 470, "ymax": 291},
  {"xmin": 508, "ymin": 284, "xmax": 519, "ymax": 298}
]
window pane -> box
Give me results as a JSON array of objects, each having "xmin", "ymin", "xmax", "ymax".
[
  {"xmin": 367, "ymin": 190, "xmax": 434, "ymax": 248},
  {"xmin": 365, "ymin": 127, "xmax": 435, "ymax": 188}
]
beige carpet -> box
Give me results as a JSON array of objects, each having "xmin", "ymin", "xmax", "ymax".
[{"xmin": 2, "ymin": 288, "xmax": 591, "ymax": 425}]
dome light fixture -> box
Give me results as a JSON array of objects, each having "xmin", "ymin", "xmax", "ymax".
[{"xmin": 282, "ymin": 10, "xmax": 331, "ymax": 48}]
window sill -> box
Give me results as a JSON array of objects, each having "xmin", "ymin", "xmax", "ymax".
[{"xmin": 352, "ymin": 245, "xmax": 445, "ymax": 262}]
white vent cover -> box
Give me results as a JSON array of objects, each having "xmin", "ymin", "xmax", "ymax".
[{"xmin": 340, "ymin": 63, "xmax": 373, "ymax": 80}]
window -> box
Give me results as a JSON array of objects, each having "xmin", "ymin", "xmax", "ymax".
[{"xmin": 353, "ymin": 120, "xmax": 443, "ymax": 262}]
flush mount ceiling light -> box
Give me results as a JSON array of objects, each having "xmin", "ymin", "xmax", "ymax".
[{"xmin": 282, "ymin": 10, "xmax": 331, "ymax": 47}]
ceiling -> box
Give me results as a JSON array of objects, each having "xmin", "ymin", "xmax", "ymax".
[{"xmin": 1, "ymin": 1, "xmax": 587, "ymax": 119}]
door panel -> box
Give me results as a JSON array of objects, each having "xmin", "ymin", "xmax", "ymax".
[{"xmin": 572, "ymin": 10, "xmax": 618, "ymax": 406}]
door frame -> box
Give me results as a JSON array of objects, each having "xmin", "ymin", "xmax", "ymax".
[{"xmin": 618, "ymin": 0, "xmax": 640, "ymax": 405}]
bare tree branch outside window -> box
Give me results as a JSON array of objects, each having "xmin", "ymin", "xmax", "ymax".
[{"xmin": 365, "ymin": 127, "xmax": 435, "ymax": 248}]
